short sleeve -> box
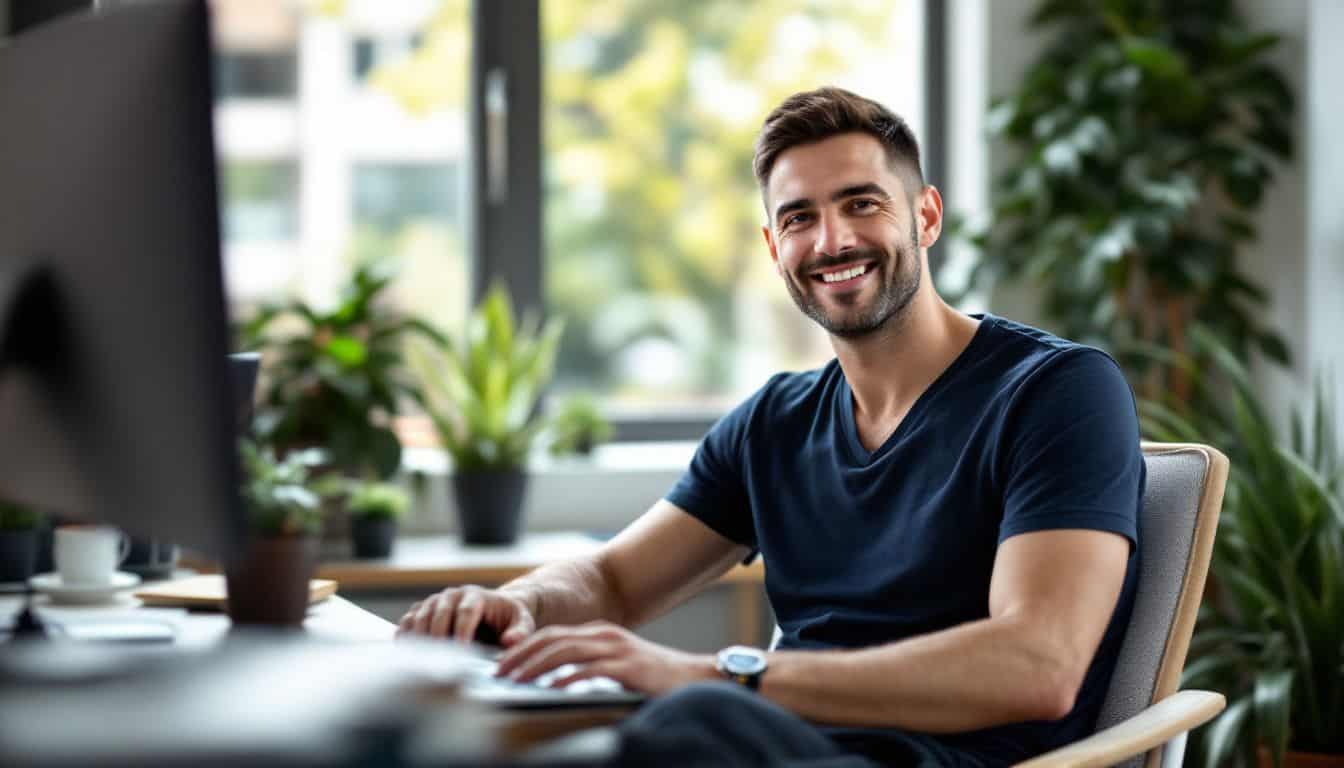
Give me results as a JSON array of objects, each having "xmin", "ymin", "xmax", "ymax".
[
  {"xmin": 664, "ymin": 387, "xmax": 763, "ymax": 551},
  {"xmin": 997, "ymin": 349, "xmax": 1143, "ymax": 548}
]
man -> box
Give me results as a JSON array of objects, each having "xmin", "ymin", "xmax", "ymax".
[{"xmin": 400, "ymin": 87, "xmax": 1143, "ymax": 767}]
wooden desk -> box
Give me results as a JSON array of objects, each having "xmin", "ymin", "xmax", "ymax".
[{"xmin": 316, "ymin": 532, "xmax": 769, "ymax": 646}]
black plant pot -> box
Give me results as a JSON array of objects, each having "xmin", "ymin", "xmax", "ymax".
[
  {"xmin": 350, "ymin": 517, "xmax": 396, "ymax": 559},
  {"xmin": 0, "ymin": 530, "xmax": 38, "ymax": 583},
  {"xmin": 452, "ymin": 469, "xmax": 528, "ymax": 545}
]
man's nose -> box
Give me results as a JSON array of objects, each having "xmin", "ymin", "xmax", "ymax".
[{"xmin": 814, "ymin": 209, "xmax": 858, "ymax": 259}]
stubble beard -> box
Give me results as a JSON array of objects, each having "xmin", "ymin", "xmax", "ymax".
[{"xmin": 785, "ymin": 219, "xmax": 922, "ymax": 339}]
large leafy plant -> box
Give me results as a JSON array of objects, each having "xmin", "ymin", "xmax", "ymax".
[
  {"xmin": 242, "ymin": 260, "xmax": 447, "ymax": 480},
  {"xmin": 1141, "ymin": 333, "xmax": 1343, "ymax": 766},
  {"xmin": 966, "ymin": 0, "xmax": 1295, "ymax": 404},
  {"xmin": 416, "ymin": 286, "xmax": 564, "ymax": 471}
]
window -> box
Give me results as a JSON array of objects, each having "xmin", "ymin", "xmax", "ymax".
[
  {"xmin": 212, "ymin": 0, "xmax": 469, "ymax": 328},
  {"xmin": 543, "ymin": 1, "xmax": 927, "ymax": 414},
  {"xmin": 213, "ymin": 0, "xmax": 940, "ymax": 437}
]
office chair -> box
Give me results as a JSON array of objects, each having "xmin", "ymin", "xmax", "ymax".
[{"xmin": 1012, "ymin": 442, "xmax": 1229, "ymax": 768}]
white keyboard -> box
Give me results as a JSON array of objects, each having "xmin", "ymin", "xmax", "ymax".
[{"xmin": 460, "ymin": 656, "xmax": 644, "ymax": 709}]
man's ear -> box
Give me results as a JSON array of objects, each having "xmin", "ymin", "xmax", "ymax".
[
  {"xmin": 761, "ymin": 224, "xmax": 781, "ymax": 271},
  {"xmin": 917, "ymin": 185, "xmax": 944, "ymax": 249}
]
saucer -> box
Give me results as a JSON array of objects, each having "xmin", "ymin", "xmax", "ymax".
[{"xmin": 27, "ymin": 572, "xmax": 142, "ymax": 605}]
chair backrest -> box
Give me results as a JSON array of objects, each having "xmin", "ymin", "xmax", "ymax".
[{"xmin": 1097, "ymin": 442, "xmax": 1228, "ymax": 768}]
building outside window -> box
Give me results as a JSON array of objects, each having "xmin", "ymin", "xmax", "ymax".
[{"xmin": 213, "ymin": 0, "xmax": 928, "ymax": 433}]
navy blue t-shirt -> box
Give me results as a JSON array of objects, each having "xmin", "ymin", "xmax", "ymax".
[{"xmin": 666, "ymin": 314, "xmax": 1144, "ymax": 767}]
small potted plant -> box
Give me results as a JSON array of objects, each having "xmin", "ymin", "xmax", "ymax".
[
  {"xmin": 0, "ymin": 501, "xmax": 43, "ymax": 583},
  {"xmin": 416, "ymin": 285, "xmax": 564, "ymax": 545},
  {"xmin": 226, "ymin": 440, "xmax": 325, "ymax": 626},
  {"xmin": 347, "ymin": 482, "xmax": 408, "ymax": 559},
  {"xmin": 547, "ymin": 393, "xmax": 613, "ymax": 458}
]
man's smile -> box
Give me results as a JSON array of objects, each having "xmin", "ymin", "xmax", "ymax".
[{"xmin": 808, "ymin": 259, "xmax": 878, "ymax": 291}]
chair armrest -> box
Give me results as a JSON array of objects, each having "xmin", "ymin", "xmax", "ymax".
[{"xmin": 1012, "ymin": 690, "xmax": 1225, "ymax": 768}]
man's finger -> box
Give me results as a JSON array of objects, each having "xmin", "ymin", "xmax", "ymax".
[
  {"xmin": 428, "ymin": 591, "xmax": 461, "ymax": 637},
  {"xmin": 509, "ymin": 638, "xmax": 614, "ymax": 684},
  {"xmin": 546, "ymin": 660, "xmax": 621, "ymax": 691},
  {"xmin": 413, "ymin": 594, "xmax": 444, "ymax": 635},
  {"xmin": 453, "ymin": 591, "xmax": 485, "ymax": 644},
  {"xmin": 397, "ymin": 601, "xmax": 423, "ymax": 635}
]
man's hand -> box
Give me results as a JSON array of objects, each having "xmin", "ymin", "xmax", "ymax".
[
  {"xmin": 494, "ymin": 621, "xmax": 718, "ymax": 695},
  {"xmin": 396, "ymin": 585, "xmax": 535, "ymax": 647}
]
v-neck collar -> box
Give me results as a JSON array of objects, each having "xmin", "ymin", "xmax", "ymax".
[{"xmin": 836, "ymin": 314, "xmax": 996, "ymax": 466}]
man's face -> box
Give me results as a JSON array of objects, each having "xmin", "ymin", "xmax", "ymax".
[{"xmin": 762, "ymin": 133, "xmax": 926, "ymax": 339}]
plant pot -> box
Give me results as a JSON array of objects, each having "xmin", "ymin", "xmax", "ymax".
[
  {"xmin": 1259, "ymin": 748, "xmax": 1344, "ymax": 768},
  {"xmin": 452, "ymin": 469, "xmax": 528, "ymax": 545},
  {"xmin": 350, "ymin": 517, "xmax": 396, "ymax": 559},
  {"xmin": 0, "ymin": 530, "xmax": 38, "ymax": 583},
  {"xmin": 225, "ymin": 535, "xmax": 318, "ymax": 627}
]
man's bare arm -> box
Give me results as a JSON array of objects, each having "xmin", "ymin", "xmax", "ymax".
[
  {"xmin": 399, "ymin": 500, "xmax": 748, "ymax": 643},
  {"xmin": 500, "ymin": 500, "xmax": 750, "ymax": 629},
  {"xmin": 756, "ymin": 529, "xmax": 1130, "ymax": 732}
]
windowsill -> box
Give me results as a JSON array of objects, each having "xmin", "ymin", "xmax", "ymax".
[{"xmin": 398, "ymin": 441, "xmax": 697, "ymax": 535}]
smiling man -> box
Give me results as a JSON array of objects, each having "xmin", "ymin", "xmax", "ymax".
[{"xmin": 400, "ymin": 87, "xmax": 1144, "ymax": 767}]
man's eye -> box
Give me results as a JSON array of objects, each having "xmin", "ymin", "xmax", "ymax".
[
  {"xmin": 851, "ymin": 199, "xmax": 877, "ymax": 211},
  {"xmin": 783, "ymin": 213, "xmax": 811, "ymax": 228}
]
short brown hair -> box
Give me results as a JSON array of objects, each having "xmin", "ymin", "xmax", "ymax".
[{"xmin": 753, "ymin": 86, "xmax": 924, "ymax": 198}]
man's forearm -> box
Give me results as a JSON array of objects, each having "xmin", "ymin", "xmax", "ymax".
[
  {"xmin": 761, "ymin": 614, "xmax": 1083, "ymax": 733},
  {"xmin": 498, "ymin": 556, "xmax": 626, "ymax": 629}
]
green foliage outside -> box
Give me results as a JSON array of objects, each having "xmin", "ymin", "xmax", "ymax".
[
  {"xmin": 547, "ymin": 393, "xmax": 614, "ymax": 456},
  {"xmin": 965, "ymin": 0, "xmax": 1294, "ymax": 406},
  {"xmin": 0, "ymin": 501, "xmax": 42, "ymax": 531},
  {"xmin": 416, "ymin": 285, "xmax": 565, "ymax": 471},
  {"xmin": 371, "ymin": 0, "xmax": 908, "ymax": 401},
  {"xmin": 239, "ymin": 440, "xmax": 325, "ymax": 537},
  {"xmin": 347, "ymin": 482, "xmax": 410, "ymax": 521},
  {"xmin": 242, "ymin": 259, "xmax": 448, "ymax": 480},
  {"xmin": 1141, "ymin": 332, "xmax": 1343, "ymax": 766}
]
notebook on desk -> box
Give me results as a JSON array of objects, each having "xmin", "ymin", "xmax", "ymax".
[{"xmin": 134, "ymin": 575, "xmax": 337, "ymax": 609}]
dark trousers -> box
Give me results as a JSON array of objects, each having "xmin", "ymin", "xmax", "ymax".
[{"xmin": 612, "ymin": 681, "xmax": 983, "ymax": 767}]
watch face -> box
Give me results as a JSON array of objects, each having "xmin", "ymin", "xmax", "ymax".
[{"xmin": 720, "ymin": 647, "xmax": 767, "ymax": 676}]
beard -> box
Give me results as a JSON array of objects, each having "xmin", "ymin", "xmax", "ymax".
[{"xmin": 783, "ymin": 219, "xmax": 922, "ymax": 339}]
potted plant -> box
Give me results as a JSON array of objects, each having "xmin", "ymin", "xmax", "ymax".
[
  {"xmin": 416, "ymin": 285, "xmax": 564, "ymax": 545},
  {"xmin": 0, "ymin": 501, "xmax": 43, "ymax": 583},
  {"xmin": 225, "ymin": 440, "xmax": 325, "ymax": 626},
  {"xmin": 1140, "ymin": 333, "xmax": 1343, "ymax": 768},
  {"xmin": 347, "ymin": 482, "xmax": 408, "ymax": 559},
  {"xmin": 241, "ymin": 258, "xmax": 448, "ymax": 480},
  {"xmin": 547, "ymin": 393, "xmax": 613, "ymax": 458}
]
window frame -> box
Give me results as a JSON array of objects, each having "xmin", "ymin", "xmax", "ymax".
[{"xmin": 472, "ymin": 0, "xmax": 948, "ymax": 441}]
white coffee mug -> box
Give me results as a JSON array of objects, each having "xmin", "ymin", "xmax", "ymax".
[{"xmin": 53, "ymin": 525, "xmax": 130, "ymax": 585}]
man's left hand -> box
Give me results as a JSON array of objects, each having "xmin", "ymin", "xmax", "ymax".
[{"xmin": 493, "ymin": 621, "xmax": 718, "ymax": 695}]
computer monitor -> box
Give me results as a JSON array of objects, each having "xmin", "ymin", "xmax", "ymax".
[{"xmin": 0, "ymin": 0, "xmax": 245, "ymax": 563}]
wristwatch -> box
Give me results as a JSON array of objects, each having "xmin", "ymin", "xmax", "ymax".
[{"xmin": 716, "ymin": 645, "xmax": 768, "ymax": 690}]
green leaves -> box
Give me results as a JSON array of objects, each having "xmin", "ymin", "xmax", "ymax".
[
  {"xmin": 417, "ymin": 286, "xmax": 565, "ymax": 472},
  {"xmin": 238, "ymin": 439, "xmax": 324, "ymax": 537},
  {"xmin": 241, "ymin": 258, "xmax": 448, "ymax": 480},
  {"xmin": 1140, "ymin": 335, "xmax": 1344, "ymax": 761},
  {"xmin": 962, "ymin": 0, "xmax": 1295, "ymax": 396}
]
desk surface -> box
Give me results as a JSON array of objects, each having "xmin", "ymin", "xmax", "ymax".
[{"xmin": 1, "ymin": 592, "xmax": 622, "ymax": 765}]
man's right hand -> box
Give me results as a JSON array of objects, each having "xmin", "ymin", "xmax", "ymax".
[{"xmin": 396, "ymin": 585, "xmax": 536, "ymax": 647}]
